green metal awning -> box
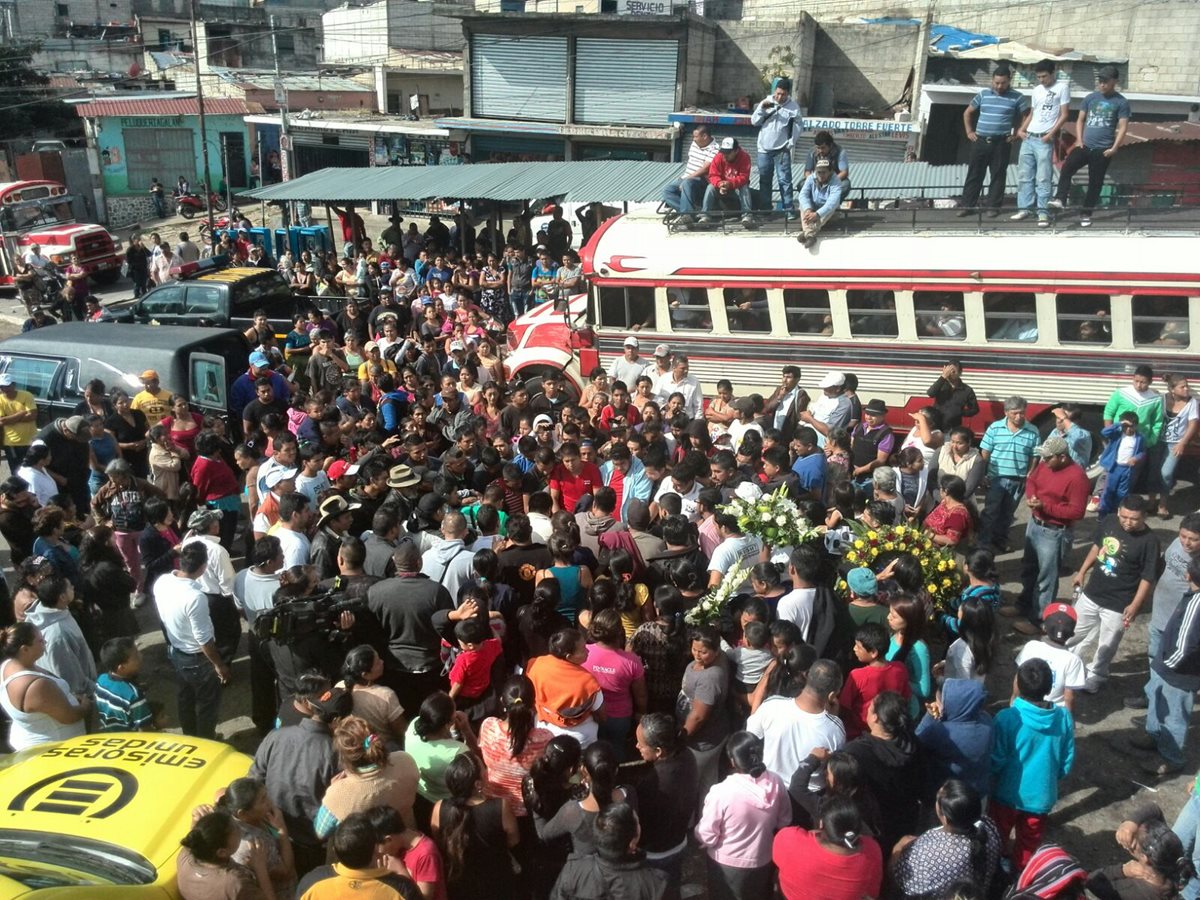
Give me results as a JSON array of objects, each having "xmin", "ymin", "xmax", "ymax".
[{"xmin": 243, "ymin": 160, "xmax": 686, "ymax": 205}]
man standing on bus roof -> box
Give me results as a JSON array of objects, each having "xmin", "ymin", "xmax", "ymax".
[
  {"xmin": 1048, "ymin": 65, "xmax": 1131, "ymax": 228},
  {"xmin": 798, "ymin": 159, "xmax": 845, "ymax": 249},
  {"xmin": 977, "ymin": 396, "xmax": 1040, "ymax": 552},
  {"xmin": 1012, "ymin": 59, "xmax": 1070, "ymax": 227},
  {"xmin": 609, "ymin": 336, "xmax": 646, "ymax": 389},
  {"xmin": 663, "ymin": 125, "xmax": 718, "ymax": 225},
  {"xmin": 926, "ymin": 359, "xmax": 979, "ymax": 430},
  {"xmin": 804, "ymin": 131, "xmax": 850, "ymax": 193},
  {"xmin": 957, "ymin": 65, "xmax": 1030, "ymax": 218},
  {"xmin": 751, "ymin": 76, "xmax": 801, "ymax": 219},
  {"xmin": 699, "ymin": 138, "xmax": 754, "ymax": 227},
  {"xmin": 762, "ymin": 365, "xmax": 809, "ymax": 444}
]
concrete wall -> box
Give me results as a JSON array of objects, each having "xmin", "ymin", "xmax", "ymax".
[
  {"xmin": 32, "ymin": 38, "xmax": 144, "ymax": 75},
  {"xmin": 811, "ymin": 23, "xmax": 921, "ymax": 117},
  {"xmin": 323, "ymin": 2, "xmax": 391, "ymax": 62},
  {"xmin": 711, "ymin": 15, "xmax": 815, "ymax": 109},
  {"xmin": 15, "ymin": 0, "xmax": 135, "ymax": 36},
  {"xmin": 382, "ymin": 71, "xmax": 464, "ymax": 115},
  {"xmin": 741, "ymin": 0, "xmax": 1200, "ymax": 96},
  {"xmin": 387, "ymin": 1, "xmax": 465, "ymax": 52}
]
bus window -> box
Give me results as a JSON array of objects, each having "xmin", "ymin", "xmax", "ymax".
[
  {"xmin": 598, "ymin": 286, "xmax": 656, "ymax": 330},
  {"xmin": 783, "ymin": 289, "xmax": 832, "ymax": 335},
  {"xmin": 1057, "ymin": 293, "xmax": 1111, "ymax": 345},
  {"xmin": 668, "ymin": 287, "xmax": 712, "ymax": 331},
  {"xmin": 848, "ymin": 290, "xmax": 897, "ymax": 337},
  {"xmin": 913, "ymin": 291, "xmax": 965, "ymax": 340},
  {"xmin": 723, "ymin": 288, "xmax": 770, "ymax": 334},
  {"xmin": 1133, "ymin": 295, "xmax": 1190, "ymax": 346},
  {"xmin": 984, "ymin": 293, "xmax": 1038, "ymax": 342}
]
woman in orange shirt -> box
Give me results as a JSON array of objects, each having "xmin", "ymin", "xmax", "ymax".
[{"xmin": 525, "ymin": 628, "xmax": 605, "ymax": 749}]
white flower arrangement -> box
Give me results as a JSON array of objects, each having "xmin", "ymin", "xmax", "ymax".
[
  {"xmin": 721, "ymin": 486, "xmax": 822, "ymax": 550},
  {"xmin": 686, "ymin": 559, "xmax": 750, "ymax": 626}
]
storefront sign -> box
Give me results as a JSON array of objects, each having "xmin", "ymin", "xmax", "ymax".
[
  {"xmin": 670, "ymin": 112, "xmax": 917, "ymax": 139},
  {"xmin": 559, "ymin": 123, "xmax": 674, "ymax": 141},
  {"xmin": 117, "ymin": 116, "xmax": 185, "ymax": 127}
]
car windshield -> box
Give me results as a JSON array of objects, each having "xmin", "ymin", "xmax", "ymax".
[{"xmin": 0, "ymin": 830, "xmax": 156, "ymax": 886}]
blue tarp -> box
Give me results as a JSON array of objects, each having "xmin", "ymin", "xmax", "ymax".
[{"xmin": 929, "ymin": 24, "xmax": 1004, "ymax": 54}]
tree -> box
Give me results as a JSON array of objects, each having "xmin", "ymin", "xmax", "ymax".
[{"xmin": 0, "ymin": 42, "xmax": 83, "ymax": 139}]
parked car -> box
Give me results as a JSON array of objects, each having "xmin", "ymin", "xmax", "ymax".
[
  {"xmin": 0, "ymin": 732, "xmax": 250, "ymax": 897},
  {"xmin": 98, "ymin": 264, "xmax": 313, "ymax": 335},
  {"xmin": 0, "ymin": 323, "xmax": 250, "ymax": 428}
]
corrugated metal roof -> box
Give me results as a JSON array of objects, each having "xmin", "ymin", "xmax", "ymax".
[
  {"xmin": 849, "ymin": 161, "xmax": 1019, "ymax": 199},
  {"xmin": 211, "ymin": 68, "xmax": 374, "ymax": 93},
  {"xmin": 75, "ymin": 97, "xmax": 263, "ymax": 117},
  {"xmin": 245, "ymin": 160, "xmax": 686, "ymax": 204}
]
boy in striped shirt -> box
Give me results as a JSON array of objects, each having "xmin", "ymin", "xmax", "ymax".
[{"xmin": 95, "ymin": 637, "xmax": 155, "ymax": 732}]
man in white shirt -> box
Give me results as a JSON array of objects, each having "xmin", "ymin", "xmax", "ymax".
[
  {"xmin": 652, "ymin": 462, "xmax": 704, "ymax": 522},
  {"xmin": 275, "ymin": 492, "xmax": 314, "ymax": 567},
  {"xmin": 233, "ymin": 535, "xmax": 284, "ymax": 733},
  {"xmin": 22, "ymin": 244, "xmax": 50, "ymax": 271},
  {"xmin": 155, "ymin": 542, "xmax": 231, "ymax": 739},
  {"xmin": 663, "ymin": 125, "xmax": 719, "ymax": 223},
  {"xmin": 761, "ymin": 365, "xmax": 808, "ymax": 443},
  {"xmin": 746, "ymin": 659, "xmax": 845, "ymax": 786},
  {"xmin": 181, "ymin": 508, "xmax": 239, "ymax": 663},
  {"xmin": 653, "ymin": 353, "xmax": 703, "ymax": 419},
  {"xmin": 799, "ymin": 371, "xmax": 853, "ymax": 446},
  {"xmin": 776, "ymin": 545, "xmax": 821, "ymax": 638},
  {"xmin": 707, "ymin": 513, "xmax": 762, "ymax": 589},
  {"xmin": 421, "ymin": 510, "xmax": 476, "ymax": 598},
  {"xmin": 1012, "ymin": 59, "xmax": 1070, "ymax": 226},
  {"xmin": 608, "ymin": 336, "xmax": 647, "ymax": 388},
  {"xmin": 175, "ymin": 231, "xmax": 201, "ymax": 263}
]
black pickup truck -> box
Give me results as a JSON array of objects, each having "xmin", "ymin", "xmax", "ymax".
[{"xmin": 98, "ymin": 265, "xmax": 314, "ymax": 336}]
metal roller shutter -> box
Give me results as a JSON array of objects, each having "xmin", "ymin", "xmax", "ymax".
[
  {"xmin": 575, "ymin": 38, "xmax": 678, "ymax": 127},
  {"xmin": 471, "ymin": 34, "xmax": 567, "ymax": 122},
  {"xmin": 124, "ymin": 128, "xmax": 195, "ymax": 190},
  {"xmin": 835, "ymin": 136, "xmax": 910, "ymax": 163}
]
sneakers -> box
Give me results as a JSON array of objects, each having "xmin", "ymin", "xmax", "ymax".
[
  {"xmin": 985, "ymin": 209, "xmax": 1000, "ymax": 218},
  {"xmin": 800, "ymin": 235, "xmax": 816, "ymax": 249},
  {"xmin": 785, "ymin": 210, "xmax": 799, "ymax": 222},
  {"xmin": 1010, "ymin": 210, "xmax": 1032, "ymax": 221},
  {"xmin": 740, "ymin": 213, "xmax": 757, "ymax": 228},
  {"xmin": 1047, "ymin": 199, "xmax": 1065, "ymax": 212},
  {"xmin": 1012, "ymin": 620, "xmax": 1042, "ymax": 636},
  {"xmin": 1128, "ymin": 732, "xmax": 1158, "ymax": 751},
  {"xmin": 696, "ymin": 214, "xmax": 713, "ymax": 225},
  {"xmin": 130, "ymin": 592, "xmax": 148, "ymax": 609},
  {"xmin": 1037, "ymin": 215, "xmax": 1050, "ymax": 228},
  {"xmin": 1080, "ymin": 674, "xmax": 1106, "ymax": 694},
  {"xmin": 1080, "ymin": 216, "xmax": 1092, "ymax": 228},
  {"xmin": 1124, "ymin": 694, "xmax": 1150, "ymax": 710},
  {"xmin": 1143, "ymin": 758, "xmax": 1185, "ymax": 778},
  {"xmin": 676, "ymin": 214, "xmax": 695, "ymax": 227},
  {"xmin": 955, "ymin": 208, "xmax": 974, "ymax": 218}
]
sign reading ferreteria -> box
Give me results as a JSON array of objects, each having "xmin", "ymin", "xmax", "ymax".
[
  {"xmin": 117, "ymin": 116, "xmax": 186, "ymax": 127},
  {"xmin": 668, "ymin": 112, "xmax": 918, "ymax": 140}
]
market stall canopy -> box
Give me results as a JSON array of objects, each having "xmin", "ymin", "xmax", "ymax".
[{"xmin": 242, "ymin": 160, "xmax": 686, "ymax": 205}]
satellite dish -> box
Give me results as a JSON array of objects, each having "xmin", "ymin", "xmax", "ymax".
[{"xmin": 127, "ymin": 61, "xmax": 141, "ymax": 77}]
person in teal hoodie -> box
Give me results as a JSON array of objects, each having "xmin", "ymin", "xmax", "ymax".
[{"xmin": 990, "ymin": 657, "xmax": 1074, "ymax": 871}]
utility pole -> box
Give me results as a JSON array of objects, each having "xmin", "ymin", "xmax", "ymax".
[
  {"xmin": 270, "ymin": 15, "xmax": 294, "ymax": 224},
  {"xmin": 189, "ymin": 0, "xmax": 214, "ymax": 234}
]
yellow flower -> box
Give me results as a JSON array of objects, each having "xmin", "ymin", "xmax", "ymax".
[
  {"xmin": 846, "ymin": 551, "xmax": 858, "ymax": 563},
  {"xmin": 854, "ymin": 540, "xmax": 865, "ymax": 550},
  {"xmin": 942, "ymin": 577, "xmax": 952, "ymax": 587},
  {"xmin": 937, "ymin": 561, "xmax": 947, "ymax": 572},
  {"xmin": 895, "ymin": 525, "xmax": 907, "ymax": 536},
  {"xmin": 867, "ymin": 531, "xmax": 878, "ymax": 540},
  {"xmin": 927, "ymin": 583, "xmax": 938, "ymax": 594},
  {"xmin": 884, "ymin": 542, "xmax": 894, "ymax": 551}
]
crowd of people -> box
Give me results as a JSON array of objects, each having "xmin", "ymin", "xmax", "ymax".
[{"xmin": 1, "ymin": 207, "xmax": 1200, "ymax": 900}]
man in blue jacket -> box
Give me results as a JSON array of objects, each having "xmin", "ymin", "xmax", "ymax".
[
  {"xmin": 1131, "ymin": 556, "xmax": 1200, "ymax": 777},
  {"xmin": 798, "ymin": 159, "xmax": 845, "ymax": 249}
]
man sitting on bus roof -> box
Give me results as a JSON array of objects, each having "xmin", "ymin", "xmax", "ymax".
[
  {"xmin": 798, "ymin": 159, "xmax": 845, "ymax": 249},
  {"xmin": 663, "ymin": 125, "xmax": 718, "ymax": 225},
  {"xmin": 699, "ymin": 138, "xmax": 754, "ymax": 227}
]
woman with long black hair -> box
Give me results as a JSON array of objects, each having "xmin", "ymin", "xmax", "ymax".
[
  {"xmin": 630, "ymin": 586, "xmax": 690, "ymax": 716},
  {"xmin": 431, "ymin": 752, "xmax": 519, "ymax": 900},
  {"xmin": 889, "ymin": 778, "xmax": 1002, "ymax": 899},
  {"xmin": 843, "ymin": 690, "xmax": 922, "ymax": 857},
  {"xmin": 773, "ymin": 795, "xmax": 884, "ymax": 900},
  {"xmin": 537, "ymin": 740, "xmax": 635, "ymax": 860},
  {"xmin": 521, "ymin": 735, "xmax": 582, "ymax": 900},
  {"xmin": 479, "ymin": 674, "xmax": 554, "ymax": 817},
  {"xmin": 632, "ymin": 712, "xmax": 698, "ymax": 900}
]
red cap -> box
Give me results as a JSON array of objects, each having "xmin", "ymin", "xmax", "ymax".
[
  {"xmin": 542, "ymin": 203, "xmax": 559, "ymax": 214},
  {"xmin": 327, "ymin": 459, "xmax": 351, "ymax": 480},
  {"xmin": 1043, "ymin": 602, "xmax": 1078, "ymax": 623}
]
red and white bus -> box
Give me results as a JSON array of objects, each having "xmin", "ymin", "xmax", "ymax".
[
  {"xmin": 0, "ymin": 180, "xmax": 120, "ymax": 287},
  {"xmin": 505, "ymin": 210, "xmax": 1200, "ymax": 437}
]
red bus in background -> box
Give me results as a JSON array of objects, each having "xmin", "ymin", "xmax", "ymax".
[{"xmin": 0, "ymin": 180, "xmax": 120, "ymax": 288}]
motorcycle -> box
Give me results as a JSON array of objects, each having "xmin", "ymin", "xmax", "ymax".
[
  {"xmin": 28, "ymin": 264, "xmax": 74, "ymax": 320},
  {"xmin": 176, "ymin": 191, "xmax": 228, "ymax": 219},
  {"xmin": 197, "ymin": 206, "xmax": 244, "ymax": 240}
]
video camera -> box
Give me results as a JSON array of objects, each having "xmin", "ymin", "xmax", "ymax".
[{"xmin": 252, "ymin": 587, "xmax": 367, "ymax": 644}]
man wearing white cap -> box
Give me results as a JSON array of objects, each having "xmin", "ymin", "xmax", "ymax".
[
  {"xmin": 645, "ymin": 343, "xmax": 672, "ymax": 388},
  {"xmin": 800, "ymin": 372, "xmax": 853, "ymax": 445},
  {"xmin": 798, "ymin": 158, "xmax": 845, "ymax": 249},
  {"xmin": 608, "ymin": 336, "xmax": 646, "ymax": 388},
  {"xmin": 654, "ymin": 353, "xmax": 702, "ymax": 419}
]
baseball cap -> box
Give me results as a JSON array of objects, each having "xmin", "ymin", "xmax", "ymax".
[
  {"xmin": 532, "ymin": 414, "xmax": 554, "ymax": 429},
  {"xmin": 449, "ymin": 340, "xmax": 465, "ymax": 352},
  {"xmin": 264, "ymin": 466, "xmax": 298, "ymax": 489},
  {"xmin": 1037, "ymin": 435, "xmax": 1069, "ymax": 459},
  {"xmin": 719, "ymin": 136, "xmax": 738, "ymax": 151},
  {"xmin": 248, "ymin": 351, "xmax": 270, "ymax": 368},
  {"xmin": 364, "ymin": 341, "xmax": 379, "ymax": 353},
  {"xmin": 139, "ymin": 369, "xmax": 160, "ymax": 381},
  {"xmin": 327, "ymin": 459, "xmax": 351, "ymax": 480},
  {"xmin": 654, "ymin": 343, "xmax": 670, "ymax": 358},
  {"xmin": 1043, "ymin": 602, "xmax": 1078, "ymax": 624},
  {"xmin": 846, "ymin": 567, "xmax": 878, "ymax": 597},
  {"xmin": 186, "ymin": 508, "xmax": 223, "ymax": 531},
  {"xmin": 0, "ymin": 374, "xmax": 13, "ymax": 387},
  {"xmin": 63, "ymin": 415, "xmax": 89, "ymax": 436},
  {"xmin": 819, "ymin": 371, "xmax": 846, "ymax": 388},
  {"xmin": 623, "ymin": 336, "xmax": 639, "ymax": 348},
  {"xmin": 815, "ymin": 158, "xmax": 832, "ymax": 169}
]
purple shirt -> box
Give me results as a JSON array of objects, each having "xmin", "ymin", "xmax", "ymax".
[{"xmin": 583, "ymin": 643, "xmax": 644, "ymax": 718}]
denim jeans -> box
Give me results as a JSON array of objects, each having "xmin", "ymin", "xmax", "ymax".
[
  {"xmin": 701, "ymin": 184, "xmax": 751, "ymax": 215},
  {"xmin": 1145, "ymin": 665, "xmax": 1199, "ymax": 766},
  {"xmin": 1017, "ymin": 136, "xmax": 1054, "ymax": 213},
  {"xmin": 2, "ymin": 445, "xmax": 27, "ymax": 473},
  {"xmin": 169, "ymin": 646, "xmax": 221, "ymax": 739},
  {"xmin": 1161, "ymin": 442, "xmax": 1183, "ymax": 496},
  {"xmin": 757, "ymin": 148, "xmax": 794, "ymax": 212},
  {"xmin": 509, "ymin": 289, "xmax": 530, "ymax": 319},
  {"xmin": 978, "ymin": 476, "xmax": 1025, "ymax": 548},
  {"xmin": 662, "ymin": 175, "xmax": 707, "ymax": 214},
  {"xmin": 1173, "ymin": 791, "xmax": 1200, "ymax": 900},
  {"xmin": 1018, "ymin": 519, "xmax": 1064, "ymax": 620}
]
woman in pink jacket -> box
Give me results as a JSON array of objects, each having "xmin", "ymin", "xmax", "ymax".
[{"xmin": 694, "ymin": 730, "xmax": 791, "ymax": 900}]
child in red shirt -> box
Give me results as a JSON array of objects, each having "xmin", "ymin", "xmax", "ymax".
[
  {"xmin": 839, "ymin": 622, "xmax": 911, "ymax": 738},
  {"xmin": 448, "ymin": 617, "xmax": 503, "ymax": 712}
]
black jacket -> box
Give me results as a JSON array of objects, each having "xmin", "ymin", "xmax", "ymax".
[
  {"xmin": 366, "ymin": 573, "xmax": 454, "ymax": 673},
  {"xmin": 551, "ymin": 854, "xmax": 666, "ymax": 900},
  {"xmin": 1153, "ymin": 588, "xmax": 1200, "ymax": 683}
]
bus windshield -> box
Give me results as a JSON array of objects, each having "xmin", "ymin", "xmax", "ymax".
[{"xmin": 0, "ymin": 185, "xmax": 74, "ymax": 234}]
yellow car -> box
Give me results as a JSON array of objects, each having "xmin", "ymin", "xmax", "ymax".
[{"xmin": 0, "ymin": 733, "xmax": 251, "ymax": 898}]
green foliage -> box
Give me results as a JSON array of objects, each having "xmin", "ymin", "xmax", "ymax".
[
  {"xmin": 759, "ymin": 45, "xmax": 796, "ymax": 91},
  {"xmin": 0, "ymin": 42, "xmax": 82, "ymax": 139}
]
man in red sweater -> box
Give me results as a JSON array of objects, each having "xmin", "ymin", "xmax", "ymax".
[
  {"xmin": 1013, "ymin": 435, "xmax": 1091, "ymax": 635},
  {"xmin": 699, "ymin": 137, "xmax": 755, "ymax": 227}
]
